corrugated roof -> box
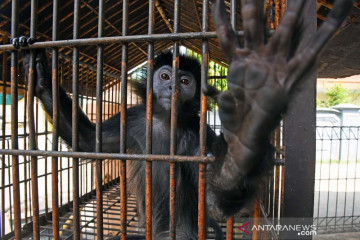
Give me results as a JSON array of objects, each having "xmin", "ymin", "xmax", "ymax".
[{"xmin": 0, "ymin": 0, "xmax": 359, "ymax": 90}]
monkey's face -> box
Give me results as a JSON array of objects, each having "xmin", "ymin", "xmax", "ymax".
[{"xmin": 153, "ymin": 65, "xmax": 197, "ymax": 111}]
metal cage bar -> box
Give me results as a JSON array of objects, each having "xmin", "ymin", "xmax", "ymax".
[
  {"xmin": 28, "ymin": 0, "xmax": 41, "ymax": 238},
  {"xmin": 10, "ymin": 0, "xmax": 22, "ymax": 238},
  {"xmin": 198, "ymin": 0, "xmax": 209, "ymax": 239},
  {"xmin": 0, "ymin": 0, "xmax": 324, "ymax": 239},
  {"xmin": 145, "ymin": 0, "xmax": 155, "ymax": 239},
  {"xmin": 120, "ymin": 1, "xmax": 129, "ymax": 239},
  {"xmin": 72, "ymin": 0, "xmax": 81, "ymax": 238},
  {"xmin": 169, "ymin": 1, "xmax": 181, "ymax": 238},
  {"xmin": 96, "ymin": 0, "xmax": 105, "ymax": 238}
]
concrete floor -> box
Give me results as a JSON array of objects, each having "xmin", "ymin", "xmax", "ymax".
[{"xmin": 313, "ymin": 231, "xmax": 360, "ymax": 240}]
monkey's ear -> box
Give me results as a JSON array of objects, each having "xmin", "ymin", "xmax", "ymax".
[{"xmin": 130, "ymin": 78, "xmax": 146, "ymax": 103}]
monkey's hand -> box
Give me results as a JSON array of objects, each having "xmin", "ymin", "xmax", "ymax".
[
  {"xmin": 209, "ymin": 0, "xmax": 352, "ymax": 201},
  {"xmin": 22, "ymin": 44, "xmax": 51, "ymax": 98}
]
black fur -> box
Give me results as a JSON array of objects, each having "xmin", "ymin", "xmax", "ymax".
[{"xmin": 23, "ymin": 49, "xmax": 272, "ymax": 240}]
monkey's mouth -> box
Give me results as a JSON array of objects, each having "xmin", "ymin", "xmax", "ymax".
[{"xmin": 158, "ymin": 97, "xmax": 172, "ymax": 110}]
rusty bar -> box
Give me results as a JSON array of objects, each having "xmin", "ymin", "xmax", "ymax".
[
  {"xmin": 226, "ymin": 217, "xmax": 234, "ymax": 240},
  {"xmin": 0, "ymin": 149, "xmax": 214, "ymax": 163},
  {"xmin": 169, "ymin": 1, "xmax": 181, "ymax": 239},
  {"xmin": 0, "ymin": 31, "xmax": 253, "ymax": 51},
  {"xmin": 28, "ymin": 1, "xmax": 41, "ymax": 236},
  {"xmin": 59, "ymin": 64, "xmax": 64, "ymax": 207},
  {"xmin": 72, "ymin": 0, "xmax": 81, "ymax": 238},
  {"xmin": 111, "ymin": 84, "xmax": 114, "ymax": 116},
  {"xmin": 10, "ymin": 0, "xmax": 21, "ymax": 238},
  {"xmin": 281, "ymin": 0, "xmax": 286, "ymax": 15},
  {"xmin": 274, "ymin": 0, "xmax": 281, "ymax": 28},
  {"xmin": 107, "ymin": 86, "xmax": 111, "ymax": 120},
  {"xmin": 95, "ymin": 0, "xmax": 104, "ymax": 238},
  {"xmin": 91, "ymin": 78, "xmax": 94, "ymax": 122},
  {"xmin": 51, "ymin": 0, "xmax": 60, "ymax": 238},
  {"xmin": 1, "ymin": 36, "xmax": 8, "ymax": 238},
  {"xmin": 23, "ymin": 91, "xmax": 28, "ymax": 224},
  {"xmin": 145, "ymin": 0, "xmax": 155, "ymax": 239},
  {"xmin": 252, "ymin": 200, "xmax": 260, "ymax": 240},
  {"xmin": 224, "ymin": 2, "xmax": 237, "ymax": 239},
  {"xmin": 120, "ymin": 0, "xmax": 129, "ymax": 239},
  {"xmin": 44, "ymin": 115, "xmax": 49, "ymax": 216},
  {"xmin": 7, "ymin": 142, "xmax": 13, "ymax": 232},
  {"xmin": 198, "ymin": 0, "xmax": 209, "ymax": 239}
]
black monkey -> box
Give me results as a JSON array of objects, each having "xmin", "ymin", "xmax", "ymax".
[
  {"xmin": 23, "ymin": 50, "xmax": 225, "ymax": 239},
  {"xmin": 20, "ymin": 0, "xmax": 351, "ymax": 239}
]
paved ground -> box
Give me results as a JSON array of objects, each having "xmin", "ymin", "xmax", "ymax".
[{"xmin": 314, "ymin": 231, "xmax": 360, "ymax": 240}]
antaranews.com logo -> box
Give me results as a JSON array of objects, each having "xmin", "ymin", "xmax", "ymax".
[{"xmin": 236, "ymin": 218, "xmax": 317, "ymax": 239}]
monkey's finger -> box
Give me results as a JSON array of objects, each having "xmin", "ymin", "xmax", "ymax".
[
  {"xmin": 211, "ymin": 0, "xmax": 240, "ymax": 60},
  {"xmin": 241, "ymin": 0, "xmax": 264, "ymax": 51},
  {"xmin": 35, "ymin": 52, "xmax": 50, "ymax": 80},
  {"xmin": 267, "ymin": 0, "xmax": 306, "ymax": 58},
  {"xmin": 285, "ymin": 0, "xmax": 352, "ymax": 92}
]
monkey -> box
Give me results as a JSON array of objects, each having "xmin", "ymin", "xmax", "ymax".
[{"xmin": 18, "ymin": 0, "xmax": 352, "ymax": 239}]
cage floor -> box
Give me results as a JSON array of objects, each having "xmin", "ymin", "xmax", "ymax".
[{"xmin": 21, "ymin": 180, "xmax": 247, "ymax": 240}]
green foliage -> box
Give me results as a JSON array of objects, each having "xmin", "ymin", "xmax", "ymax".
[
  {"xmin": 348, "ymin": 89, "xmax": 360, "ymax": 103},
  {"xmin": 185, "ymin": 48, "xmax": 229, "ymax": 110},
  {"xmin": 325, "ymin": 84, "xmax": 349, "ymax": 107},
  {"xmin": 317, "ymin": 83, "xmax": 360, "ymax": 108}
]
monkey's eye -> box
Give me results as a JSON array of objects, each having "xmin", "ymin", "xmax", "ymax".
[
  {"xmin": 160, "ymin": 72, "xmax": 170, "ymax": 80},
  {"xmin": 180, "ymin": 78, "xmax": 191, "ymax": 85}
]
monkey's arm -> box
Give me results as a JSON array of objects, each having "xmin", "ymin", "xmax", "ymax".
[
  {"xmin": 208, "ymin": 0, "xmax": 352, "ymax": 216},
  {"xmin": 23, "ymin": 49, "xmax": 118, "ymax": 152}
]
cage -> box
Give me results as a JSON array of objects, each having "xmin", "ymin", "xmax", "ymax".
[{"xmin": 0, "ymin": 0, "xmax": 358, "ymax": 239}]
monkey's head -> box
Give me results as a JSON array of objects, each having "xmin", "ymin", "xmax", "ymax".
[{"xmin": 131, "ymin": 51, "xmax": 202, "ymax": 115}]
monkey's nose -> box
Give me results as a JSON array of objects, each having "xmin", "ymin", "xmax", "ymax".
[{"xmin": 169, "ymin": 85, "xmax": 172, "ymax": 90}]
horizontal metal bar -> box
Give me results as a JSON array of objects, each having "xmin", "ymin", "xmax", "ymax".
[
  {"xmin": 0, "ymin": 31, "xmax": 248, "ymax": 51},
  {"xmin": 0, "ymin": 149, "xmax": 214, "ymax": 162}
]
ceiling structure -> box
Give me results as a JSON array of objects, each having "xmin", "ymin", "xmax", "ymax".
[{"xmin": 0, "ymin": 0, "xmax": 359, "ymax": 89}]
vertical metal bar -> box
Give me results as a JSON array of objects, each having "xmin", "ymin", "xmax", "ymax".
[
  {"xmin": 282, "ymin": 1, "xmax": 316, "ymax": 239},
  {"xmin": 44, "ymin": 117, "xmax": 48, "ymax": 216},
  {"xmin": 230, "ymin": 0, "xmax": 237, "ymax": 30},
  {"xmin": 10, "ymin": 0, "xmax": 21, "ymax": 238},
  {"xmin": 96, "ymin": 0, "xmax": 105, "ymax": 238},
  {"xmin": 107, "ymin": 85, "xmax": 111, "ymax": 120},
  {"xmin": 52, "ymin": 0, "xmax": 60, "ymax": 238},
  {"xmin": 1, "ymin": 36, "xmax": 8, "ymax": 239},
  {"xmin": 252, "ymin": 200, "xmax": 260, "ymax": 240},
  {"xmin": 169, "ymin": 1, "xmax": 181, "ymax": 239},
  {"xmin": 28, "ymin": 0, "xmax": 40, "ymax": 238},
  {"xmin": 226, "ymin": 217, "xmax": 234, "ymax": 240},
  {"xmin": 7, "ymin": 141, "xmax": 13, "ymax": 232},
  {"xmin": 146, "ymin": 1, "xmax": 155, "ymax": 239},
  {"xmin": 225, "ymin": 2, "xmax": 237, "ymax": 238},
  {"xmin": 59, "ymin": 64, "xmax": 64, "ymax": 207},
  {"xmin": 198, "ymin": 1, "xmax": 208, "ymax": 239},
  {"xmin": 120, "ymin": 1, "xmax": 129, "ymax": 239},
  {"xmin": 72, "ymin": 0, "xmax": 81, "ymax": 238},
  {"xmin": 23, "ymin": 92, "xmax": 28, "ymax": 225},
  {"xmin": 274, "ymin": 0, "xmax": 281, "ymax": 28},
  {"xmin": 85, "ymin": 79, "xmax": 89, "ymax": 195}
]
